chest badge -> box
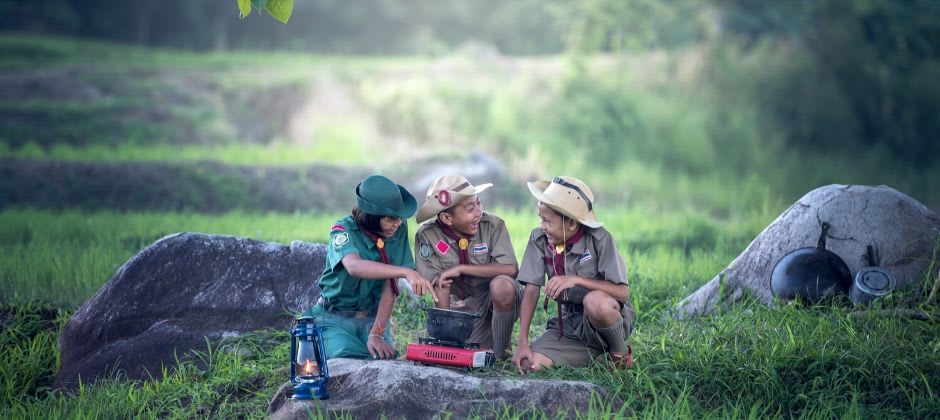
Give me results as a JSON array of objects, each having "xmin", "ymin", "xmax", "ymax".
[
  {"xmin": 579, "ymin": 249, "xmax": 592, "ymax": 264},
  {"xmin": 435, "ymin": 240, "xmax": 450, "ymax": 255},
  {"xmin": 473, "ymin": 242, "xmax": 488, "ymax": 255}
]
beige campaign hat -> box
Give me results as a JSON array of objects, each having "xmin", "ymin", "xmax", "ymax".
[
  {"xmin": 527, "ymin": 176, "xmax": 602, "ymax": 228},
  {"xmin": 415, "ymin": 175, "xmax": 493, "ymax": 224}
]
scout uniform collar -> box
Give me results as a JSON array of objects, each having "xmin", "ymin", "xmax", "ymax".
[{"xmin": 356, "ymin": 222, "xmax": 400, "ymax": 296}]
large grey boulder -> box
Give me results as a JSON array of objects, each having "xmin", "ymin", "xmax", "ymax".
[
  {"xmin": 267, "ymin": 359, "xmax": 626, "ymax": 419},
  {"xmin": 676, "ymin": 185, "xmax": 940, "ymax": 318},
  {"xmin": 54, "ymin": 232, "xmax": 324, "ymax": 389}
]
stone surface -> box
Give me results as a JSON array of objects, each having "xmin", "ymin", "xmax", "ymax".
[
  {"xmin": 267, "ymin": 359, "xmax": 626, "ymax": 419},
  {"xmin": 54, "ymin": 232, "xmax": 325, "ymax": 389},
  {"xmin": 676, "ymin": 184, "xmax": 940, "ymax": 317}
]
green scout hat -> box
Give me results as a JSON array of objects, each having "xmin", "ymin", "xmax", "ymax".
[
  {"xmin": 356, "ymin": 174, "xmax": 417, "ymax": 219},
  {"xmin": 526, "ymin": 176, "xmax": 602, "ymax": 228},
  {"xmin": 415, "ymin": 175, "xmax": 492, "ymax": 224}
]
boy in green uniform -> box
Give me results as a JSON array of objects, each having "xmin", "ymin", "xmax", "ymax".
[
  {"xmin": 512, "ymin": 176, "xmax": 634, "ymax": 372},
  {"xmin": 413, "ymin": 175, "xmax": 520, "ymax": 359},
  {"xmin": 304, "ymin": 174, "xmax": 437, "ymax": 360}
]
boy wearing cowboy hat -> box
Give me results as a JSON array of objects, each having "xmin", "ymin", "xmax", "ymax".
[
  {"xmin": 414, "ymin": 175, "xmax": 520, "ymax": 360},
  {"xmin": 305, "ymin": 174, "xmax": 437, "ymax": 360},
  {"xmin": 512, "ymin": 176, "xmax": 634, "ymax": 372}
]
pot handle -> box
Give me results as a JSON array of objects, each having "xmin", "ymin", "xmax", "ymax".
[{"xmin": 816, "ymin": 222, "xmax": 830, "ymax": 250}]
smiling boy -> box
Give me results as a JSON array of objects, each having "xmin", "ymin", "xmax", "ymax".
[
  {"xmin": 512, "ymin": 176, "xmax": 634, "ymax": 372},
  {"xmin": 413, "ymin": 175, "xmax": 520, "ymax": 359}
]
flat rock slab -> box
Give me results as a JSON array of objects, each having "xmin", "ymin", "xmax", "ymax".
[{"xmin": 267, "ymin": 359, "xmax": 626, "ymax": 419}]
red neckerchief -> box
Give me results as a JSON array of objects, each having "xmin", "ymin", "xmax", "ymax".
[
  {"xmin": 357, "ymin": 224, "xmax": 400, "ymax": 296},
  {"xmin": 436, "ymin": 219, "xmax": 470, "ymax": 264},
  {"xmin": 436, "ymin": 219, "xmax": 473, "ymax": 295},
  {"xmin": 542, "ymin": 227, "xmax": 585, "ymax": 337}
]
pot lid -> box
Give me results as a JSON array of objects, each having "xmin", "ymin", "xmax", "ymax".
[{"xmin": 855, "ymin": 267, "xmax": 895, "ymax": 295}]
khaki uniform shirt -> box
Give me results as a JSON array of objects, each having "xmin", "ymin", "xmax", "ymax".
[
  {"xmin": 518, "ymin": 226, "xmax": 630, "ymax": 341},
  {"xmin": 414, "ymin": 212, "xmax": 518, "ymax": 297},
  {"xmin": 517, "ymin": 226, "xmax": 628, "ymax": 288}
]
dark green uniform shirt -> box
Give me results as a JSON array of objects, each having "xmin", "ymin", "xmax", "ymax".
[{"xmin": 318, "ymin": 215, "xmax": 416, "ymax": 312}]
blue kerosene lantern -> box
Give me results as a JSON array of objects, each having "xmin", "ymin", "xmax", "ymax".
[{"xmin": 290, "ymin": 316, "xmax": 329, "ymax": 399}]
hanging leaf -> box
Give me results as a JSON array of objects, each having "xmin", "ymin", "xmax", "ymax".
[
  {"xmin": 250, "ymin": 0, "xmax": 268, "ymax": 11},
  {"xmin": 264, "ymin": 0, "xmax": 294, "ymax": 23},
  {"xmin": 236, "ymin": 0, "xmax": 252, "ymax": 19}
]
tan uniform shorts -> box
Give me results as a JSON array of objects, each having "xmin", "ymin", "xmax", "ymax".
[{"xmin": 530, "ymin": 303, "xmax": 635, "ymax": 367}]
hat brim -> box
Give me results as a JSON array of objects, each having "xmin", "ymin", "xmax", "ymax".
[
  {"xmin": 415, "ymin": 183, "xmax": 492, "ymax": 224},
  {"xmin": 527, "ymin": 180, "xmax": 602, "ymax": 228},
  {"xmin": 357, "ymin": 184, "xmax": 417, "ymax": 219}
]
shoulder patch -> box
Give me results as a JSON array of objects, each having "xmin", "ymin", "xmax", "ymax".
[
  {"xmin": 419, "ymin": 242, "xmax": 432, "ymax": 260},
  {"xmin": 331, "ymin": 223, "xmax": 345, "ymax": 232},
  {"xmin": 332, "ymin": 232, "xmax": 350, "ymax": 248},
  {"xmin": 435, "ymin": 240, "xmax": 450, "ymax": 255}
]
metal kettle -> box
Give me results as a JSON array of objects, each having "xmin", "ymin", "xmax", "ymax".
[{"xmin": 770, "ymin": 222, "xmax": 852, "ymax": 302}]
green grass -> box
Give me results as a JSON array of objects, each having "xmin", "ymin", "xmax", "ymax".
[
  {"xmin": 3, "ymin": 207, "xmax": 939, "ymax": 417},
  {"xmin": 0, "ymin": 206, "xmax": 766, "ymax": 307}
]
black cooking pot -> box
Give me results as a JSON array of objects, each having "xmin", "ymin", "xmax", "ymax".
[
  {"xmin": 770, "ymin": 222, "xmax": 852, "ymax": 302},
  {"xmin": 426, "ymin": 307, "xmax": 478, "ymax": 342}
]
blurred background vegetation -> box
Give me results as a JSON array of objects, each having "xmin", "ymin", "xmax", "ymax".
[
  {"xmin": 2, "ymin": 1, "xmax": 940, "ymax": 417},
  {"xmin": 1, "ymin": 0, "xmax": 938, "ymax": 213}
]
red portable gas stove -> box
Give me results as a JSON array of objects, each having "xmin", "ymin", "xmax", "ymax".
[{"xmin": 405, "ymin": 337, "xmax": 494, "ymax": 369}]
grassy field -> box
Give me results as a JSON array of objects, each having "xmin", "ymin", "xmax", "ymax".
[
  {"xmin": 2, "ymin": 207, "xmax": 940, "ymax": 418},
  {"xmin": 2, "ymin": 34, "xmax": 940, "ymax": 418}
]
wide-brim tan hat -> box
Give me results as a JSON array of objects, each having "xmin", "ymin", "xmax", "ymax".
[
  {"xmin": 527, "ymin": 176, "xmax": 602, "ymax": 228},
  {"xmin": 415, "ymin": 175, "xmax": 493, "ymax": 224}
]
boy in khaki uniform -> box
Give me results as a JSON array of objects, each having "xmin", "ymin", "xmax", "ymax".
[
  {"xmin": 512, "ymin": 176, "xmax": 634, "ymax": 373},
  {"xmin": 414, "ymin": 175, "xmax": 521, "ymax": 359}
]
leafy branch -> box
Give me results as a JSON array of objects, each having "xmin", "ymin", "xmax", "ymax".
[{"xmin": 237, "ymin": 0, "xmax": 293, "ymax": 23}]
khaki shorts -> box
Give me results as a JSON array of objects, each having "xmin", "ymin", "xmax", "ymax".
[
  {"xmin": 451, "ymin": 275, "xmax": 523, "ymax": 349},
  {"xmin": 530, "ymin": 303, "xmax": 635, "ymax": 367}
]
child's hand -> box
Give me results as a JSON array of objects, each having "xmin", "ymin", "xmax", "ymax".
[
  {"xmin": 544, "ymin": 275, "xmax": 579, "ymax": 300},
  {"xmin": 405, "ymin": 271, "xmax": 439, "ymax": 302},
  {"xmin": 438, "ymin": 266, "xmax": 461, "ymax": 284},
  {"xmin": 512, "ymin": 345, "xmax": 534, "ymax": 375},
  {"xmin": 367, "ymin": 334, "xmax": 395, "ymax": 359}
]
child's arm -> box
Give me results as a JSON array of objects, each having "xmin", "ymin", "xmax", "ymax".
[
  {"xmin": 512, "ymin": 283, "xmax": 542, "ymax": 373},
  {"xmin": 342, "ymin": 253, "xmax": 438, "ymax": 302},
  {"xmin": 436, "ymin": 262, "xmax": 518, "ymax": 283},
  {"xmin": 544, "ymin": 275, "xmax": 628, "ymax": 302},
  {"xmin": 367, "ymin": 280, "xmax": 396, "ymax": 359}
]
